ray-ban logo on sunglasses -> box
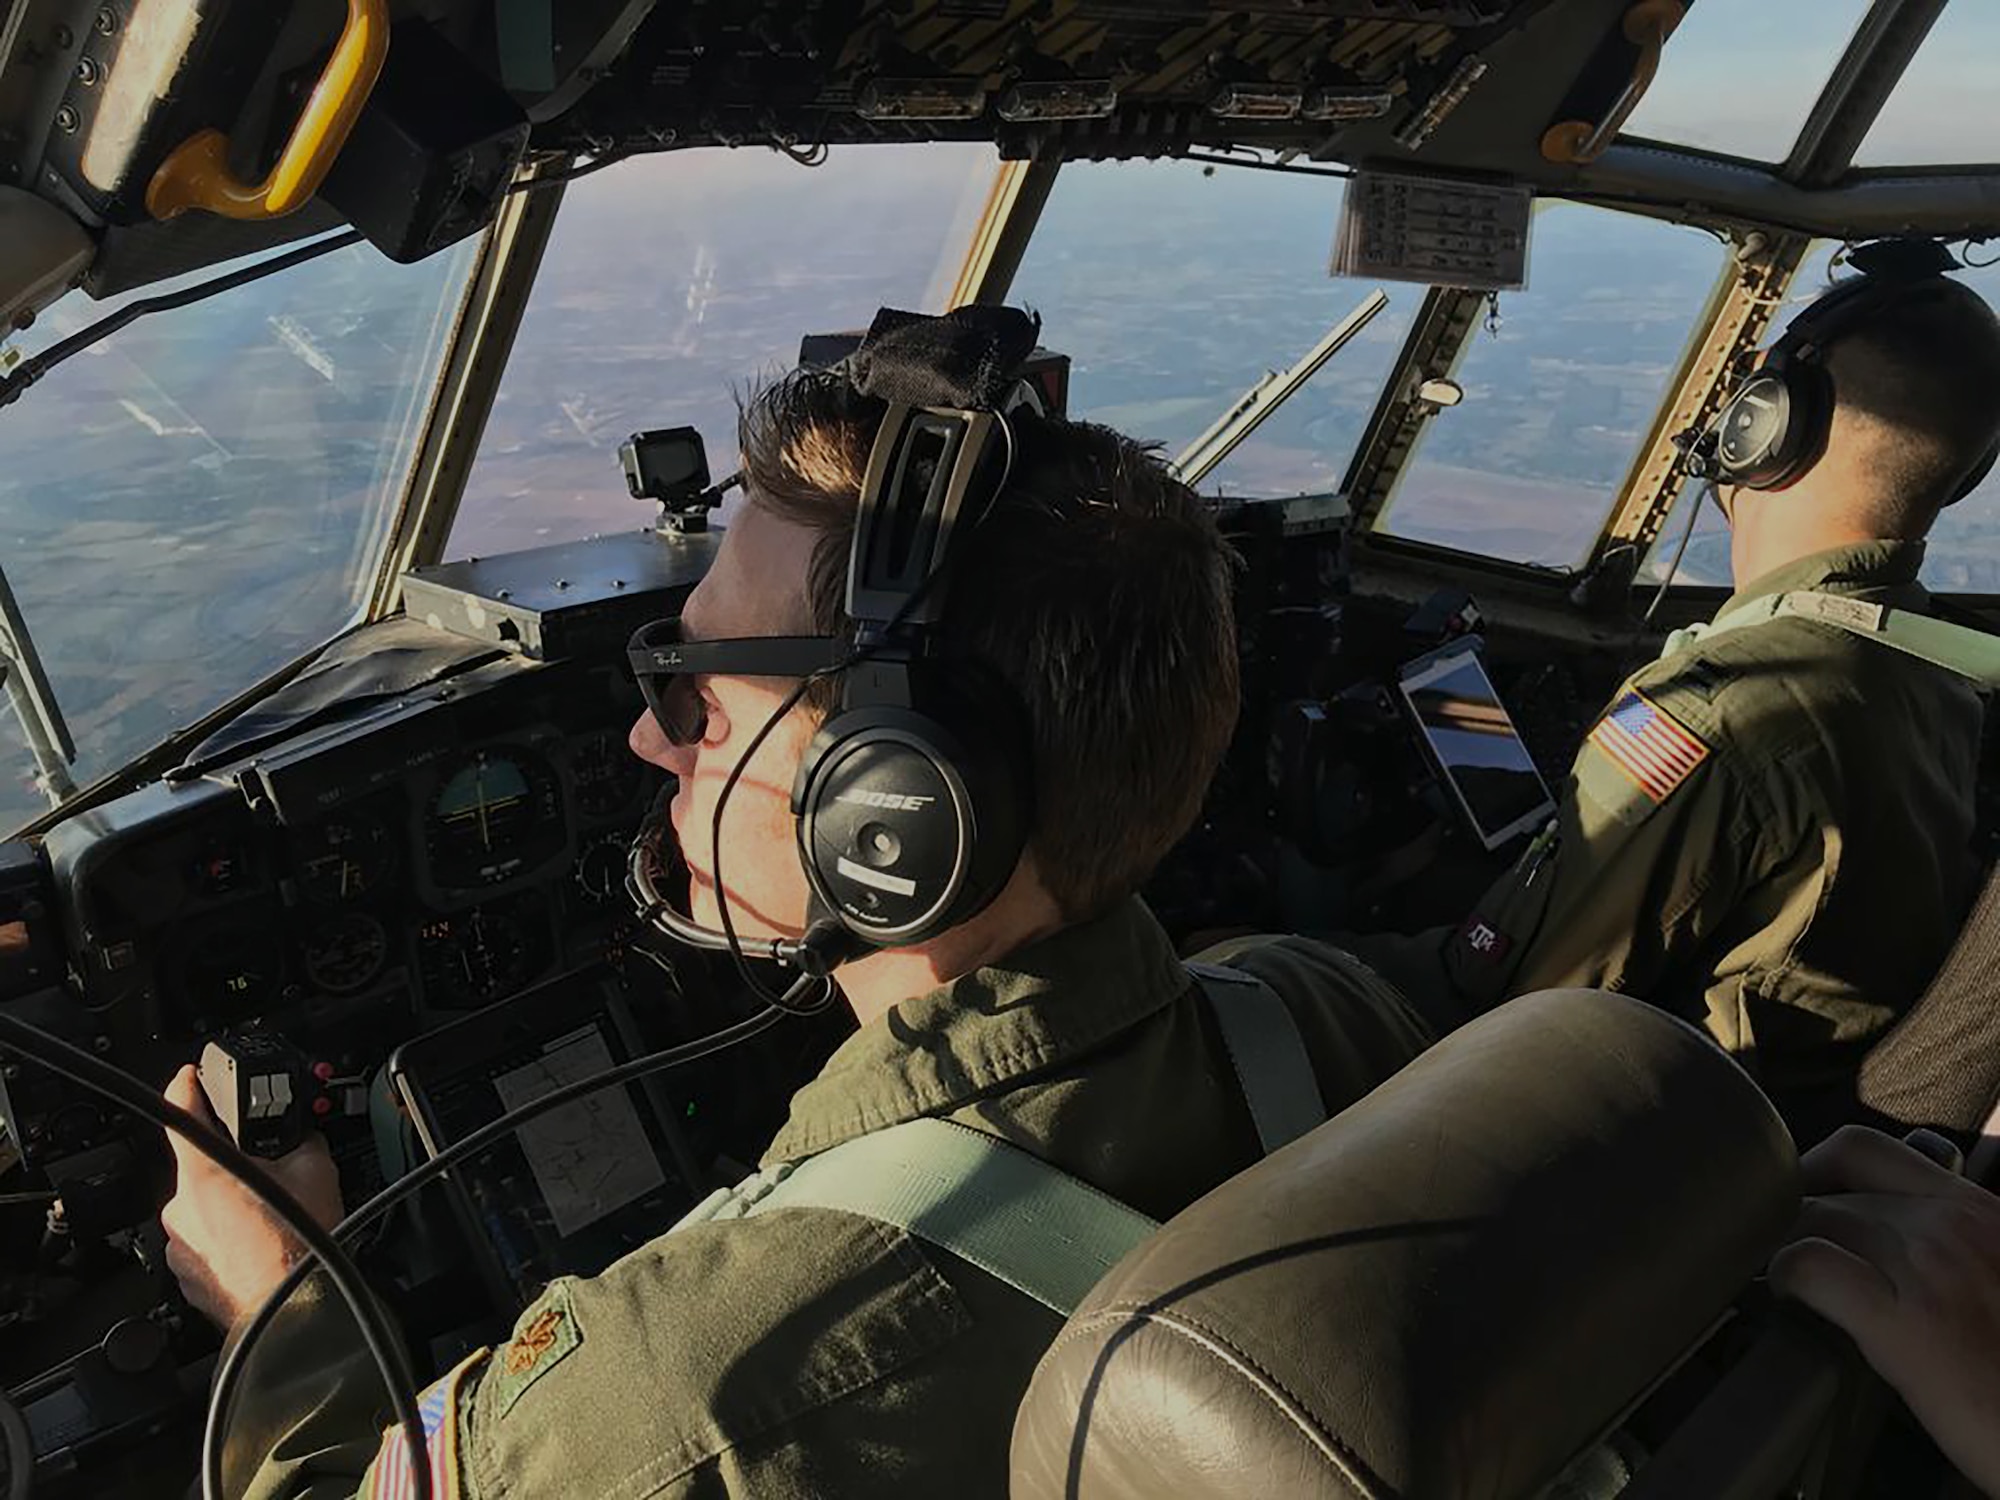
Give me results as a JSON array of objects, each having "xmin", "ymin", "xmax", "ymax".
[{"xmin": 650, "ymin": 649, "xmax": 686, "ymax": 669}]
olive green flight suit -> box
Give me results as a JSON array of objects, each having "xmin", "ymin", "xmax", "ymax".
[
  {"xmin": 1401, "ymin": 540, "xmax": 1981, "ymax": 1134},
  {"xmin": 228, "ymin": 900, "xmax": 1430, "ymax": 1499}
]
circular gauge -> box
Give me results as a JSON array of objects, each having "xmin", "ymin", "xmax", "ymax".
[
  {"xmin": 302, "ymin": 913, "xmax": 390, "ymax": 995},
  {"xmin": 571, "ymin": 730, "xmax": 643, "ymax": 820},
  {"xmin": 424, "ymin": 748, "xmax": 566, "ymax": 889},
  {"xmin": 182, "ymin": 927, "xmax": 286, "ymax": 1021},
  {"xmin": 416, "ymin": 896, "xmax": 543, "ymax": 1008},
  {"xmin": 294, "ymin": 813, "xmax": 396, "ymax": 903},
  {"xmin": 572, "ymin": 830, "xmax": 632, "ymax": 908}
]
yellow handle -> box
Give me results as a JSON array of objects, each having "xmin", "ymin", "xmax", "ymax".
[
  {"xmin": 147, "ymin": 0, "xmax": 389, "ymax": 222},
  {"xmin": 1540, "ymin": 0, "xmax": 1685, "ymax": 167}
]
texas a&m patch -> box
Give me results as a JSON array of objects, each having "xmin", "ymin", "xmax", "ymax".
[
  {"xmin": 1588, "ymin": 692, "xmax": 1709, "ymax": 803},
  {"xmin": 1456, "ymin": 918, "xmax": 1512, "ymax": 967}
]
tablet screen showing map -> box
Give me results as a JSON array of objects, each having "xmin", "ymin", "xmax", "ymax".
[
  {"xmin": 491, "ymin": 1025, "xmax": 668, "ymax": 1238},
  {"xmin": 390, "ymin": 970, "xmax": 697, "ymax": 1310}
]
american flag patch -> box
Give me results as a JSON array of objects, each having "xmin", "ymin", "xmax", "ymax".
[
  {"xmin": 1589, "ymin": 692, "xmax": 1708, "ymax": 802},
  {"xmin": 365, "ymin": 1350, "xmax": 483, "ymax": 1500}
]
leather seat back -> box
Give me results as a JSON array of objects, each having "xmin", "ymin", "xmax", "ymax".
[
  {"xmin": 1010, "ymin": 989, "xmax": 1798, "ymax": 1500},
  {"xmin": 1859, "ymin": 857, "xmax": 2000, "ymax": 1174}
]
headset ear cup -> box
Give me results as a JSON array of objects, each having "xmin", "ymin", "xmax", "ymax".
[
  {"xmin": 792, "ymin": 678, "xmax": 1031, "ymax": 947},
  {"xmin": 1717, "ymin": 363, "xmax": 1833, "ymax": 492},
  {"xmin": 1714, "ymin": 372, "xmax": 1794, "ymax": 490},
  {"xmin": 1777, "ymin": 358, "xmax": 1837, "ymax": 489}
]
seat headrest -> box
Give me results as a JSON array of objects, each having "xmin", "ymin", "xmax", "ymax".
[{"xmin": 1011, "ymin": 989, "xmax": 1799, "ymax": 1500}]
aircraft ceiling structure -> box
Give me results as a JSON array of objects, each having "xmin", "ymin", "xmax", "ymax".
[{"xmin": 0, "ymin": 0, "xmax": 1993, "ymax": 323}]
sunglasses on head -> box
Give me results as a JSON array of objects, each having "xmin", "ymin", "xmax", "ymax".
[{"xmin": 626, "ymin": 618, "xmax": 847, "ymax": 746}]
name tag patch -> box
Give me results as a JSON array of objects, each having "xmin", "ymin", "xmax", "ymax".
[{"xmin": 1589, "ymin": 692, "xmax": 1708, "ymax": 803}]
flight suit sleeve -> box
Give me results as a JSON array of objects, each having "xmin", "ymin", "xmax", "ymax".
[
  {"xmin": 222, "ymin": 1271, "xmax": 420, "ymax": 1500},
  {"xmin": 222, "ymin": 1270, "xmax": 515, "ymax": 1500},
  {"xmin": 1441, "ymin": 686, "xmax": 1789, "ymax": 1033},
  {"xmin": 230, "ymin": 1207, "xmax": 979, "ymax": 1500},
  {"xmin": 1330, "ymin": 922, "xmax": 1467, "ymax": 1035}
]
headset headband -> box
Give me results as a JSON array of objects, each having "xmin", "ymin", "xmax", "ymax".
[
  {"xmin": 1769, "ymin": 238, "xmax": 1962, "ymax": 368},
  {"xmin": 838, "ymin": 304, "xmax": 1040, "ymax": 644},
  {"xmin": 848, "ymin": 405, "xmax": 999, "ymax": 634}
]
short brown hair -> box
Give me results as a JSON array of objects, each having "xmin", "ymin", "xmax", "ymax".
[
  {"xmin": 1824, "ymin": 278, "xmax": 2000, "ymax": 530},
  {"xmin": 738, "ymin": 368, "xmax": 1240, "ymax": 922}
]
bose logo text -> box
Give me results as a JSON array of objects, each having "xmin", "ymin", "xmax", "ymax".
[{"xmin": 837, "ymin": 790, "xmax": 936, "ymax": 812}]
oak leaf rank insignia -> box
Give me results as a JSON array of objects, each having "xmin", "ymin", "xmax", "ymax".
[{"xmin": 491, "ymin": 1280, "xmax": 582, "ymax": 1418}]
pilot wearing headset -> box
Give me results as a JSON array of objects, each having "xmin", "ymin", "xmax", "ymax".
[
  {"xmin": 1385, "ymin": 241, "xmax": 2000, "ymax": 1142},
  {"xmin": 158, "ymin": 307, "xmax": 1431, "ymax": 1500}
]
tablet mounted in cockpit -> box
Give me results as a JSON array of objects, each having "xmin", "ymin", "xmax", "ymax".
[{"xmin": 1395, "ymin": 641, "xmax": 1554, "ymax": 852}]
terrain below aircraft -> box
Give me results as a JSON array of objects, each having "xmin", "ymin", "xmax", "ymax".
[{"xmin": 0, "ymin": 0, "xmax": 1996, "ymax": 1495}]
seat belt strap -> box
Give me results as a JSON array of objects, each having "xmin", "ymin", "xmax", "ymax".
[
  {"xmin": 739, "ymin": 1118, "xmax": 1159, "ymax": 1316},
  {"xmin": 1186, "ymin": 962, "xmax": 1328, "ymax": 1154}
]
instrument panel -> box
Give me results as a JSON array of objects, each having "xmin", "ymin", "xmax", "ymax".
[
  {"xmin": 0, "ymin": 610, "xmax": 862, "ymax": 1499},
  {"xmin": 39, "ymin": 659, "xmax": 664, "ymax": 1091}
]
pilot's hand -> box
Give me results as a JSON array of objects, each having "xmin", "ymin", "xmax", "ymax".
[
  {"xmin": 160, "ymin": 1064, "xmax": 344, "ymax": 1332},
  {"xmin": 1770, "ymin": 1125, "xmax": 2000, "ymax": 1496}
]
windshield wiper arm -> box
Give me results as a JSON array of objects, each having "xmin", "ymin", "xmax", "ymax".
[
  {"xmin": 0, "ymin": 563, "xmax": 77, "ymax": 809},
  {"xmin": 0, "ymin": 230, "xmax": 365, "ymax": 414},
  {"xmin": 1173, "ymin": 288, "xmax": 1391, "ymax": 489}
]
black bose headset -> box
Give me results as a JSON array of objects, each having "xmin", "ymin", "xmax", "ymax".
[
  {"xmin": 788, "ymin": 396, "xmax": 1034, "ymax": 948},
  {"xmin": 627, "ymin": 308, "xmax": 1041, "ymax": 968},
  {"xmin": 1713, "ymin": 238, "xmax": 2000, "ymax": 501}
]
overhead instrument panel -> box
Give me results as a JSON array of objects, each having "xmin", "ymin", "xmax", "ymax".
[
  {"xmin": 0, "ymin": 0, "xmax": 1585, "ymax": 300},
  {"xmin": 561, "ymin": 0, "xmax": 1551, "ymax": 164}
]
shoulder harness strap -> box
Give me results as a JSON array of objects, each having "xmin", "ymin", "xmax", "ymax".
[
  {"xmin": 679, "ymin": 960, "xmax": 1330, "ymax": 1316},
  {"xmin": 1186, "ymin": 961, "xmax": 1328, "ymax": 1154},
  {"xmin": 1674, "ymin": 590, "xmax": 2000, "ymax": 688},
  {"xmin": 737, "ymin": 1118, "xmax": 1158, "ymax": 1316},
  {"xmin": 1778, "ymin": 591, "xmax": 2000, "ymax": 688}
]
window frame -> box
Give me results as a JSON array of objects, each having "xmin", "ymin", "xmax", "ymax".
[
  {"xmin": 1355, "ymin": 201, "xmax": 1738, "ymax": 580},
  {"xmin": 369, "ymin": 163, "xmax": 576, "ymax": 613}
]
